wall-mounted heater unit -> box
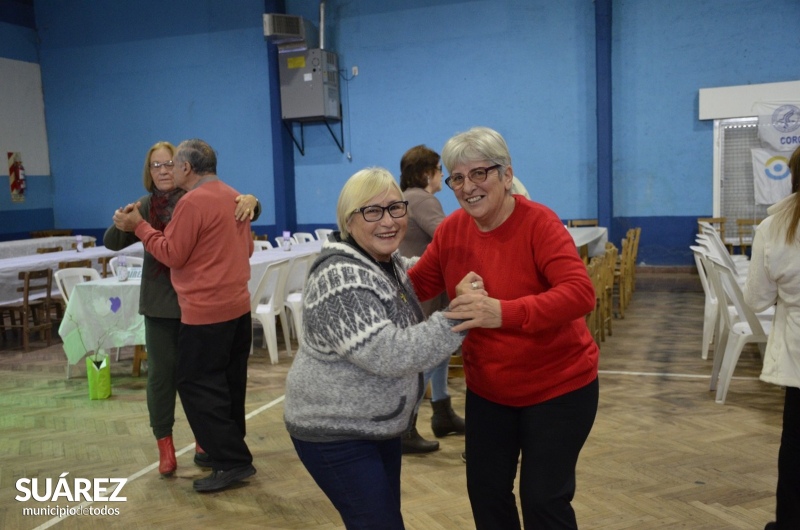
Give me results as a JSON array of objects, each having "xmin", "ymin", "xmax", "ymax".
[
  {"xmin": 266, "ymin": 3, "xmax": 343, "ymax": 155},
  {"xmin": 278, "ymin": 48, "xmax": 340, "ymax": 121}
]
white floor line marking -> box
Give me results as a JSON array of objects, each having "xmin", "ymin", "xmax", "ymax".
[
  {"xmin": 31, "ymin": 394, "xmax": 286, "ymax": 530},
  {"xmin": 599, "ymin": 369, "xmax": 759, "ymax": 381}
]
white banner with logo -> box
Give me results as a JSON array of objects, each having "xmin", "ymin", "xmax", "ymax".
[
  {"xmin": 753, "ymin": 101, "xmax": 800, "ymax": 152},
  {"xmin": 751, "ymin": 148, "xmax": 792, "ymax": 205}
]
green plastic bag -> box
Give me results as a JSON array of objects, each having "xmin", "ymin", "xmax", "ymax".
[{"xmin": 86, "ymin": 353, "xmax": 111, "ymax": 400}]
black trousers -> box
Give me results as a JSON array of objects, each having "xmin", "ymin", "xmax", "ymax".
[
  {"xmin": 177, "ymin": 312, "xmax": 253, "ymax": 471},
  {"xmin": 776, "ymin": 385, "xmax": 800, "ymax": 528},
  {"xmin": 465, "ymin": 378, "xmax": 598, "ymax": 530}
]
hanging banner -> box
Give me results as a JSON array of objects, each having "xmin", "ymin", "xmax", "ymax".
[
  {"xmin": 8, "ymin": 152, "xmax": 26, "ymax": 203},
  {"xmin": 753, "ymin": 102, "xmax": 800, "ymax": 152},
  {"xmin": 751, "ymin": 148, "xmax": 792, "ymax": 205}
]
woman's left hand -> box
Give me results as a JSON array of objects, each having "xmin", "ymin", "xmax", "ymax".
[
  {"xmin": 234, "ymin": 194, "xmax": 258, "ymax": 221},
  {"xmin": 445, "ymin": 293, "xmax": 502, "ymax": 332}
]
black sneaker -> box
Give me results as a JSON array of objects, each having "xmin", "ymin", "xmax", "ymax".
[
  {"xmin": 194, "ymin": 451, "xmax": 212, "ymax": 468},
  {"xmin": 193, "ymin": 464, "xmax": 256, "ymax": 492}
]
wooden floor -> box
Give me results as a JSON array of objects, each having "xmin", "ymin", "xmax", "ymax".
[{"xmin": 0, "ymin": 272, "xmax": 783, "ymax": 529}]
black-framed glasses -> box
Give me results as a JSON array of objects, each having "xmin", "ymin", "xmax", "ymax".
[
  {"xmin": 352, "ymin": 200, "xmax": 409, "ymax": 222},
  {"xmin": 445, "ymin": 164, "xmax": 501, "ymax": 191},
  {"xmin": 149, "ymin": 161, "xmax": 174, "ymax": 169}
]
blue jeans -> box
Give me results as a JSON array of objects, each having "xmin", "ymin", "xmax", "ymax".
[{"xmin": 291, "ymin": 436, "xmax": 404, "ymax": 529}]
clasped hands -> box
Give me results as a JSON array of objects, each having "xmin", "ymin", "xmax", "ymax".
[
  {"xmin": 112, "ymin": 194, "xmax": 259, "ymax": 233},
  {"xmin": 445, "ymin": 271, "xmax": 502, "ymax": 332}
]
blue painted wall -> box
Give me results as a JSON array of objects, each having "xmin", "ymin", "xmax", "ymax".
[
  {"xmin": 34, "ymin": 0, "xmax": 276, "ymax": 238},
  {"xmin": 1, "ymin": 0, "xmax": 798, "ymax": 264}
]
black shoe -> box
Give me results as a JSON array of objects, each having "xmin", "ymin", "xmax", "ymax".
[
  {"xmin": 193, "ymin": 464, "xmax": 256, "ymax": 492},
  {"xmin": 764, "ymin": 523, "xmax": 777, "ymax": 530},
  {"xmin": 401, "ymin": 414, "xmax": 439, "ymax": 454},
  {"xmin": 194, "ymin": 451, "xmax": 212, "ymax": 468},
  {"xmin": 431, "ymin": 396, "xmax": 465, "ymax": 437}
]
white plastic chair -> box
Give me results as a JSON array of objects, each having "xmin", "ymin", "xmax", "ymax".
[
  {"xmin": 314, "ymin": 228, "xmax": 334, "ymax": 241},
  {"xmin": 274, "ymin": 235, "xmax": 298, "ymax": 249},
  {"xmin": 54, "ymin": 267, "xmax": 101, "ymax": 378},
  {"xmin": 250, "ymin": 258, "xmax": 292, "ymax": 364},
  {"xmin": 254, "ymin": 240, "xmax": 274, "ymax": 251},
  {"xmin": 292, "ymin": 232, "xmax": 316, "ymax": 244},
  {"xmin": 283, "ymin": 253, "xmax": 318, "ymax": 344},
  {"xmin": 704, "ymin": 255, "xmax": 771, "ymax": 404},
  {"xmin": 109, "ymin": 256, "xmax": 144, "ymax": 276},
  {"xmin": 690, "ymin": 245, "xmax": 719, "ymax": 360}
]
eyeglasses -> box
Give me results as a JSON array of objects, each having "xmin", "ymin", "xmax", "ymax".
[
  {"xmin": 149, "ymin": 161, "xmax": 174, "ymax": 169},
  {"xmin": 352, "ymin": 200, "xmax": 409, "ymax": 222},
  {"xmin": 445, "ymin": 164, "xmax": 501, "ymax": 191}
]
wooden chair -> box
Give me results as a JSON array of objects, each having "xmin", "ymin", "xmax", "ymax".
[
  {"xmin": 601, "ymin": 243, "xmax": 618, "ymax": 338},
  {"xmin": 36, "ymin": 246, "xmax": 62, "ymax": 254},
  {"xmin": 71, "ymin": 240, "xmax": 96, "ymax": 250},
  {"xmin": 58, "ymin": 259, "xmax": 93, "ymax": 269},
  {"xmin": 30, "ymin": 229, "xmax": 72, "ymax": 238},
  {"xmin": 585, "ymin": 258, "xmax": 602, "ymax": 344},
  {"xmin": 0, "ymin": 269, "xmax": 54, "ymax": 351},
  {"xmin": 614, "ymin": 236, "xmax": 633, "ymax": 318},
  {"xmin": 736, "ymin": 218, "xmax": 762, "ymax": 255},
  {"xmin": 97, "ymin": 256, "xmax": 113, "ymax": 278},
  {"xmin": 568, "ymin": 219, "xmax": 599, "ymax": 227}
]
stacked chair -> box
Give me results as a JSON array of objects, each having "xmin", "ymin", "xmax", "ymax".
[{"xmin": 693, "ymin": 222, "xmax": 774, "ymax": 403}]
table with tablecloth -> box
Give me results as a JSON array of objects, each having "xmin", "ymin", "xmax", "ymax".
[
  {"xmin": 0, "ymin": 235, "xmax": 97, "ymax": 260},
  {"xmin": 58, "ymin": 240, "xmax": 323, "ymax": 368},
  {"xmin": 567, "ymin": 226, "xmax": 608, "ymax": 259},
  {"xmin": 0, "ymin": 243, "xmax": 143, "ymax": 304}
]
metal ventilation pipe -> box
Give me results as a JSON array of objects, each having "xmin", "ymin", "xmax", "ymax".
[{"xmin": 319, "ymin": 0, "xmax": 326, "ymax": 50}]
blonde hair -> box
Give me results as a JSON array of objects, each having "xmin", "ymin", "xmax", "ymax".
[
  {"xmin": 336, "ymin": 167, "xmax": 403, "ymax": 240},
  {"xmin": 784, "ymin": 145, "xmax": 800, "ymax": 244},
  {"xmin": 142, "ymin": 141, "xmax": 176, "ymax": 192}
]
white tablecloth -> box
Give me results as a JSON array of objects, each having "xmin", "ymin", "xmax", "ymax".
[
  {"xmin": 0, "ymin": 243, "xmax": 144, "ymax": 304},
  {"xmin": 567, "ymin": 226, "xmax": 608, "ymax": 257},
  {"xmin": 0, "ymin": 235, "xmax": 97, "ymax": 260},
  {"xmin": 58, "ymin": 241, "xmax": 322, "ymax": 365},
  {"xmin": 59, "ymin": 277, "xmax": 145, "ymax": 365}
]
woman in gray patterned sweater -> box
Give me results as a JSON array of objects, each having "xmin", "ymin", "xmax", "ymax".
[{"xmin": 284, "ymin": 167, "xmax": 471, "ymax": 529}]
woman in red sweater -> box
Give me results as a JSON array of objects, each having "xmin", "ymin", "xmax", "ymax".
[{"xmin": 411, "ymin": 126, "xmax": 599, "ymax": 530}]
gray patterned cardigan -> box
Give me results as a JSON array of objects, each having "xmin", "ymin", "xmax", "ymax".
[{"xmin": 284, "ymin": 236, "xmax": 466, "ymax": 442}]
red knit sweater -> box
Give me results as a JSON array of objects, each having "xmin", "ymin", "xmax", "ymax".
[
  {"xmin": 135, "ymin": 179, "xmax": 253, "ymax": 325},
  {"xmin": 409, "ymin": 195, "xmax": 599, "ymax": 407}
]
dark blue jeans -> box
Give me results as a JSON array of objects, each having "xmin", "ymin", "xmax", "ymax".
[
  {"xmin": 291, "ymin": 436, "xmax": 404, "ymax": 529},
  {"xmin": 465, "ymin": 378, "xmax": 599, "ymax": 530}
]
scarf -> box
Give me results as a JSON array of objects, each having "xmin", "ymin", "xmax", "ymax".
[{"xmin": 148, "ymin": 187, "xmax": 184, "ymax": 277}]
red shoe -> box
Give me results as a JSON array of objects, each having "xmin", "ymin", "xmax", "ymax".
[{"xmin": 157, "ymin": 436, "xmax": 177, "ymax": 476}]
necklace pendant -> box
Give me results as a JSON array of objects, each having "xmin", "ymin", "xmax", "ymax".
[{"xmin": 400, "ymin": 292, "xmax": 407, "ymax": 303}]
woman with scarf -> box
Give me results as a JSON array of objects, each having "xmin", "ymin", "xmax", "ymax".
[{"xmin": 104, "ymin": 141, "xmax": 260, "ymax": 476}]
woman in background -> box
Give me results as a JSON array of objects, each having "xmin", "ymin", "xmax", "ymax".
[
  {"xmin": 744, "ymin": 144, "xmax": 800, "ymax": 530},
  {"xmin": 398, "ymin": 144, "xmax": 465, "ymax": 454},
  {"xmin": 104, "ymin": 141, "xmax": 260, "ymax": 476}
]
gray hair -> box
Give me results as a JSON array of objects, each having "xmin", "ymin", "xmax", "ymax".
[
  {"xmin": 175, "ymin": 138, "xmax": 217, "ymax": 175},
  {"xmin": 337, "ymin": 167, "xmax": 404, "ymax": 240},
  {"xmin": 441, "ymin": 126, "xmax": 512, "ymax": 174}
]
